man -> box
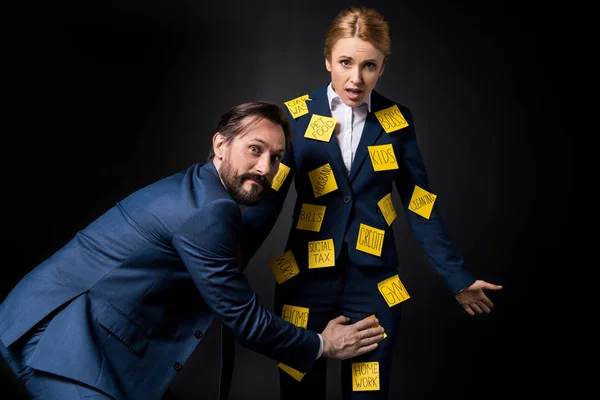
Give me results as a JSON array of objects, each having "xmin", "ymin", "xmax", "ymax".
[{"xmin": 0, "ymin": 101, "xmax": 384, "ymax": 399}]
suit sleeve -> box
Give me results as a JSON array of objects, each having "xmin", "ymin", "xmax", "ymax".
[
  {"xmin": 241, "ymin": 139, "xmax": 297, "ymax": 267},
  {"xmin": 173, "ymin": 197, "xmax": 318, "ymax": 372},
  {"xmin": 394, "ymin": 107, "xmax": 476, "ymax": 293}
]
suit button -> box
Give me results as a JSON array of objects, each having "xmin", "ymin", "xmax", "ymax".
[
  {"xmin": 173, "ymin": 362, "xmax": 182, "ymax": 371},
  {"xmin": 194, "ymin": 329, "xmax": 203, "ymax": 339},
  {"xmin": 343, "ymin": 195, "xmax": 351, "ymax": 203}
]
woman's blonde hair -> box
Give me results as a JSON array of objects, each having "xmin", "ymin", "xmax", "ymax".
[{"xmin": 324, "ymin": 6, "xmax": 392, "ymax": 60}]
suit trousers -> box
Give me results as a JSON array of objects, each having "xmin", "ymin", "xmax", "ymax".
[{"xmin": 275, "ymin": 243, "xmax": 403, "ymax": 399}]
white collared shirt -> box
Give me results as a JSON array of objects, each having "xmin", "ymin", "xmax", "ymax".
[{"xmin": 327, "ymin": 83, "xmax": 372, "ymax": 175}]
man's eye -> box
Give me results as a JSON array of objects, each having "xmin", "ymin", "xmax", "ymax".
[{"xmin": 272, "ymin": 155, "xmax": 281, "ymax": 163}]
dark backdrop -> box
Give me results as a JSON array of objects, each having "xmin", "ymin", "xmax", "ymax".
[{"xmin": 2, "ymin": 0, "xmax": 549, "ymax": 399}]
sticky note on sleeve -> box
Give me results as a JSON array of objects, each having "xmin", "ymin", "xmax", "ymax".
[
  {"xmin": 408, "ymin": 185, "xmax": 437, "ymax": 219},
  {"xmin": 284, "ymin": 95, "xmax": 311, "ymax": 119}
]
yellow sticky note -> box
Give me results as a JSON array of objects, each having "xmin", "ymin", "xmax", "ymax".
[
  {"xmin": 284, "ymin": 95, "xmax": 311, "ymax": 119},
  {"xmin": 304, "ymin": 114, "xmax": 336, "ymax": 142},
  {"xmin": 308, "ymin": 239, "xmax": 335, "ymax": 269},
  {"xmin": 281, "ymin": 304, "xmax": 309, "ymax": 328},
  {"xmin": 271, "ymin": 162, "xmax": 290, "ymax": 191},
  {"xmin": 368, "ymin": 144, "xmax": 399, "ymax": 171},
  {"xmin": 278, "ymin": 363, "xmax": 306, "ymax": 381},
  {"xmin": 377, "ymin": 274, "xmax": 410, "ymax": 307},
  {"xmin": 356, "ymin": 223, "xmax": 385, "ymax": 257},
  {"xmin": 377, "ymin": 193, "xmax": 396, "ymax": 226},
  {"xmin": 269, "ymin": 250, "xmax": 300, "ymax": 284},
  {"xmin": 278, "ymin": 304, "xmax": 310, "ymax": 380},
  {"xmin": 365, "ymin": 314, "xmax": 387, "ymax": 341},
  {"xmin": 374, "ymin": 104, "xmax": 409, "ymax": 133},
  {"xmin": 408, "ymin": 185, "xmax": 437, "ymax": 219},
  {"xmin": 352, "ymin": 362, "xmax": 380, "ymax": 391},
  {"xmin": 308, "ymin": 163, "xmax": 338, "ymax": 198},
  {"xmin": 296, "ymin": 203, "xmax": 326, "ymax": 232}
]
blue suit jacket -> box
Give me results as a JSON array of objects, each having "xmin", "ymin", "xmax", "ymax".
[
  {"xmin": 243, "ymin": 85, "xmax": 475, "ymax": 293},
  {"xmin": 0, "ymin": 162, "xmax": 320, "ymax": 400}
]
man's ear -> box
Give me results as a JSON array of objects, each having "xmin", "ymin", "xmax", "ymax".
[{"xmin": 213, "ymin": 132, "xmax": 225, "ymax": 159}]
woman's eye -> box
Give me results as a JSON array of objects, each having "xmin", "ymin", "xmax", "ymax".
[
  {"xmin": 250, "ymin": 146, "xmax": 260, "ymax": 153},
  {"xmin": 340, "ymin": 60, "xmax": 350, "ymax": 67},
  {"xmin": 365, "ymin": 62, "xmax": 376, "ymax": 69}
]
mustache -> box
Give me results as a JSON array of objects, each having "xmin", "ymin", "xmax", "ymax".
[{"xmin": 240, "ymin": 173, "xmax": 269, "ymax": 188}]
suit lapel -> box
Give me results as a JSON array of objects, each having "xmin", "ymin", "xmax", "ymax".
[
  {"xmin": 308, "ymin": 87, "xmax": 349, "ymax": 184},
  {"xmin": 348, "ymin": 93, "xmax": 385, "ymax": 183}
]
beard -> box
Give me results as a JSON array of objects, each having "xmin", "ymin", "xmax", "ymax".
[{"xmin": 220, "ymin": 158, "xmax": 269, "ymax": 206}]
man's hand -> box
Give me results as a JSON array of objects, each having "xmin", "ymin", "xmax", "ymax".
[
  {"xmin": 320, "ymin": 315, "xmax": 385, "ymax": 360},
  {"xmin": 455, "ymin": 279, "xmax": 503, "ymax": 316}
]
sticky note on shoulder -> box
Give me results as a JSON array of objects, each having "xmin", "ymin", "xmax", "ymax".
[
  {"xmin": 269, "ymin": 250, "xmax": 300, "ymax": 284},
  {"xmin": 408, "ymin": 185, "xmax": 437, "ymax": 219},
  {"xmin": 377, "ymin": 274, "xmax": 410, "ymax": 307},
  {"xmin": 352, "ymin": 361, "xmax": 380, "ymax": 391},
  {"xmin": 271, "ymin": 162, "xmax": 290, "ymax": 191},
  {"xmin": 284, "ymin": 95, "xmax": 311, "ymax": 119},
  {"xmin": 374, "ymin": 104, "xmax": 409, "ymax": 133}
]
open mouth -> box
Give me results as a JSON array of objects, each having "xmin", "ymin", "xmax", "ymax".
[{"xmin": 346, "ymin": 88, "xmax": 363, "ymax": 101}]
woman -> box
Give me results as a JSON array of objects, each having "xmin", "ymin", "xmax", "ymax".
[{"xmin": 242, "ymin": 6, "xmax": 502, "ymax": 399}]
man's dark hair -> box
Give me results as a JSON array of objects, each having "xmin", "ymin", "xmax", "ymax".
[{"xmin": 207, "ymin": 101, "xmax": 291, "ymax": 161}]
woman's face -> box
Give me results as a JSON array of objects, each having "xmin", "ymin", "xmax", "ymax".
[{"xmin": 326, "ymin": 37, "xmax": 386, "ymax": 108}]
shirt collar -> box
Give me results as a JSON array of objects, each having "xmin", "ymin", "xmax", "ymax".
[{"xmin": 326, "ymin": 82, "xmax": 372, "ymax": 112}]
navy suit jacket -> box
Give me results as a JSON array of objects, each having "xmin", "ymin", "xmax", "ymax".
[
  {"xmin": 243, "ymin": 84, "xmax": 476, "ymax": 293},
  {"xmin": 0, "ymin": 162, "xmax": 320, "ymax": 400}
]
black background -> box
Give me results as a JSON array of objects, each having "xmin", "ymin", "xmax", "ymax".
[{"xmin": 2, "ymin": 0, "xmax": 551, "ymax": 398}]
